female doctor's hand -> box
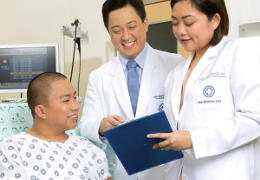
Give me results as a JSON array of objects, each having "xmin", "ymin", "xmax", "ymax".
[
  {"xmin": 147, "ymin": 131, "xmax": 192, "ymax": 151},
  {"xmin": 99, "ymin": 115, "xmax": 125, "ymax": 136}
]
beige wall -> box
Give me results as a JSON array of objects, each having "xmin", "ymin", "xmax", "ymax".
[
  {"xmin": 0, "ymin": 1, "xmax": 8, "ymax": 45},
  {"xmin": 145, "ymin": 1, "xmax": 171, "ymax": 23},
  {"xmin": 0, "ymin": 0, "xmax": 115, "ymax": 117}
]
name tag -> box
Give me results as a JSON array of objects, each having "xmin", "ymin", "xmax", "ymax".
[
  {"xmin": 153, "ymin": 95, "xmax": 164, "ymax": 100},
  {"xmin": 199, "ymin": 72, "xmax": 227, "ymax": 82}
]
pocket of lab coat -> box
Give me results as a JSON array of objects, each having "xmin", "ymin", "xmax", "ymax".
[{"xmin": 199, "ymin": 76, "xmax": 233, "ymax": 127}]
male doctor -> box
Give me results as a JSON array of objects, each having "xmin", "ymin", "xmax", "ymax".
[{"xmin": 78, "ymin": 0, "xmax": 184, "ymax": 180}]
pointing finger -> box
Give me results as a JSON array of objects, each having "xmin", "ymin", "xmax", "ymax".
[{"xmin": 147, "ymin": 133, "xmax": 169, "ymax": 139}]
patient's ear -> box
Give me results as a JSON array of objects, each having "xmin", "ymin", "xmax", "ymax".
[{"xmin": 35, "ymin": 105, "xmax": 47, "ymax": 119}]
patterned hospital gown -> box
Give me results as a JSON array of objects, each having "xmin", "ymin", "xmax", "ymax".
[{"xmin": 0, "ymin": 132, "xmax": 111, "ymax": 180}]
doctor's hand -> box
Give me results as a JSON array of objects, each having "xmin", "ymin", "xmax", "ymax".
[
  {"xmin": 99, "ymin": 115, "xmax": 125, "ymax": 136},
  {"xmin": 147, "ymin": 131, "xmax": 192, "ymax": 151}
]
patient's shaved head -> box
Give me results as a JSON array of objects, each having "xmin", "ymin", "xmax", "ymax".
[{"xmin": 27, "ymin": 72, "xmax": 67, "ymax": 117}]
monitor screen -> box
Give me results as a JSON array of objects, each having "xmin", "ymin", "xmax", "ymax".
[{"xmin": 0, "ymin": 44, "xmax": 59, "ymax": 93}]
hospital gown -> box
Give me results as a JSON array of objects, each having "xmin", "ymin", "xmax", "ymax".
[{"xmin": 0, "ymin": 132, "xmax": 111, "ymax": 180}]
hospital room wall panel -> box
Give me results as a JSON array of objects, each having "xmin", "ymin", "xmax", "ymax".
[{"xmin": 145, "ymin": 1, "xmax": 191, "ymax": 59}]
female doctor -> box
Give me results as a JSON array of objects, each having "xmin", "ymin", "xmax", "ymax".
[{"xmin": 147, "ymin": 0, "xmax": 260, "ymax": 179}]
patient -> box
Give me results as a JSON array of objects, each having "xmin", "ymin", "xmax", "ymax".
[{"xmin": 0, "ymin": 72, "xmax": 112, "ymax": 180}]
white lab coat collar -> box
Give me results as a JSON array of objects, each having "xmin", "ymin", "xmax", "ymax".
[
  {"xmin": 109, "ymin": 44, "xmax": 157, "ymax": 120},
  {"xmin": 171, "ymin": 37, "xmax": 226, "ymax": 120},
  {"xmin": 136, "ymin": 44, "xmax": 157, "ymax": 118}
]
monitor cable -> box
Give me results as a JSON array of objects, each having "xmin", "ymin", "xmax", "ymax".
[
  {"xmin": 69, "ymin": 20, "xmax": 78, "ymax": 82},
  {"xmin": 69, "ymin": 19, "xmax": 81, "ymax": 97},
  {"xmin": 77, "ymin": 46, "xmax": 81, "ymax": 97}
]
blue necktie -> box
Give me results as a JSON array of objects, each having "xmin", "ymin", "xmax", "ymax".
[{"xmin": 127, "ymin": 60, "xmax": 140, "ymax": 116}]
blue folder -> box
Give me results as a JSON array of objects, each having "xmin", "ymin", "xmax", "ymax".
[{"xmin": 103, "ymin": 111, "xmax": 184, "ymax": 175}]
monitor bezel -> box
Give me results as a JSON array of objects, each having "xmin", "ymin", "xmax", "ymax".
[{"xmin": 0, "ymin": 43, "xmax": 59, "ymax": 93}]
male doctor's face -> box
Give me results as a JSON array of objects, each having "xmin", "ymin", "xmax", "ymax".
[{"xmin": 108, "ymin": 5, "xmax": 149, "ymax": 60}]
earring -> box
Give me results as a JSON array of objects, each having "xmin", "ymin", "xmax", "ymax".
[{"xmin": 213, "ymin": 25, "xmax": 216, "ymax": 28}]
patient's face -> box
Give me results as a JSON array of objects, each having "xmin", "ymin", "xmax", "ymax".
[{"xmin": 44, "ymin": 79, "xmax": 79, "ymax": 132}]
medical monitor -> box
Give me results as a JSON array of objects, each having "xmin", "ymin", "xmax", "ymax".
[{"xmin": 0, "ymin": 44, "xmax": 59, "ymax": 93}]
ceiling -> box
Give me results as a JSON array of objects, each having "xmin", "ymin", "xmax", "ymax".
[{"xmin": 143, "ymin": 0, "xmax": 168, "ymax": 5}]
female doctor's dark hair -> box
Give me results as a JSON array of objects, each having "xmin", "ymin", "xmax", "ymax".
[
  {"xmin": 171, "ymin": 0, "xmax": 229, "ymax": 46},
  {"xmin": 102, "ymin": 0, "xmax": 146, "ymax": 30}
]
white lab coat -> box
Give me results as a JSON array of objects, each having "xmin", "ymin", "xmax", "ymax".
[
  {"xmin": 79, "ymin": 44, "xmax": 184, "ymax": 180},
  {"xmin": 164, "ymin": 37, "xmax": 260, "ymax": 180}
]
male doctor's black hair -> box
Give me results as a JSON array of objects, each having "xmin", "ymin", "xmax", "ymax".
[
  {"xmin": 102, "ymin": 0, "xmax": 146, "ymax": 30},
  {"xmin": 171, "ymin": 0, "xmax": 229, "ymax": 46}
]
